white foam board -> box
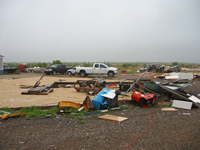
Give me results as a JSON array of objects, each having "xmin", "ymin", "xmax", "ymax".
[
  {"xmin": 172, "ymin": 100, "xmax": 193, "ymax": 110},
  {"xmin": 178, "ymin": 73, "xmax": 193, "ymax": 80},
  {"xmin": 189, "ymin": 95, "xmax": 200, "ymax": 103}
]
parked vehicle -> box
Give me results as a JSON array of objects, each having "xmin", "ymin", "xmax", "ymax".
[
  {"xmin": 44, "ymin": 64, "xmax": 72, "ymax": 75},
  {"xmin": 3, "ymin": 66, "xmax": 18, "ymax": 73},
  {"xmin": 17, "ymin": 63, "xmax": 28, "ymax": 72},
  {"xmin": 25, "ymin": 67, "xmax": 44, "ymax": 73},
  {"xmin": 75, "ymin": 63, "xmax": 118, "ymax": 77},
  {"xmin": 66, "ymin": 68, "xmax": 76, "ymax": 76}
]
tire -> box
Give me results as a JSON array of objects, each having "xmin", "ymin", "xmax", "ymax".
[
  {"xmin": 52, "ymin": 71, "xmax": 57, "ymax": 75},
  {"xmin": 67, "ymin": 71, "xmax": 72, "ymax": 76},
  {"xmin": 79, "ymin": 70, "xmax": 86, "ymax": 77},
  {"xmin": 108, "ymin": 71, "xmax": 114, "ymax": 77}
]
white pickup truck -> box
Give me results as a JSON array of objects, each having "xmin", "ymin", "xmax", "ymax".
[{"xmin": 75, "ymin": 63, "xmax": 118, "ymax": 77}]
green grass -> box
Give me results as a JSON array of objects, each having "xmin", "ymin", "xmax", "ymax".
[
  {"xmin": 92, "ymin": 115, "xmax": 98, "ymax": 118},
  {"xmin": 77, "ymin": 120, "xmax": 85, "ymax": 124},
  {"xmin": 76, "ymin": 116, "xmax": 83, "ymax": 120}
]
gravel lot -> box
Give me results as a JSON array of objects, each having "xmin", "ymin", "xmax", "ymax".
[{"xmin": 0, "ymin": 73, "xmax": 200, "ymax": 150}]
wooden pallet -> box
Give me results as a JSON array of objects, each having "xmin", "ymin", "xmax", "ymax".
[{"xmin": 74, "ymin": 80, "xmax": 103, "ymax": 94}]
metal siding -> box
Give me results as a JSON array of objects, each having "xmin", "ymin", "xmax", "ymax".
[
  {"xmin": 0, "ymin": 70, "xmax": 3, "ymax": 74},
  {"xmin": 0, "ymin": 57, "xmax": 3, "ymax": 70}
]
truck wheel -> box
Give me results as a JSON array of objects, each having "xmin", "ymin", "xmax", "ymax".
[
  {"xmin": 52, "ymin": 71, "xmax": 57, "ymax": 75},
  {"xmin": 67, "ymin": 71, "xmax": 72, "ymax": 76},
  {"xmin": 108, "ymin": 71, "xmax": 114, "ymax": 77},
  {"xmin": 79, "ymin": 71, "xmax": 86, "ymax": 77}
]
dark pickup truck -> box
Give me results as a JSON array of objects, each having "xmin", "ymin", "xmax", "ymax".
[{"xmin": 44, "ymin": 64, "xmax": 72, "ymax": 75}]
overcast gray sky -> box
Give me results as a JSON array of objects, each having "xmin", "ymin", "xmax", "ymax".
[{"xmin": 0, "ymin": 0, "xmax": 200, "ymax": 63}]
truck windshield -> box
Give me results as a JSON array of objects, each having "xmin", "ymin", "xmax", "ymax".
[{"xmin": 51, "ymin": 65, "xmax": 58, "ymax": 68}]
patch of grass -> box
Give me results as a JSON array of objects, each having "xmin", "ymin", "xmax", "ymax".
[
  {"xmin": 107, "ymin": 110, "xmax": 114, "ymax": 113},
  {"xmin": 92, "ymin": 115, "xmax": 98, "ymax": 118},
  {"xmin": 81, "ymin": 110, "xmax": 88, "ymax": 115},
  {"xmin": 62, "ymin": 114, "xmax": 67, "ymax": 117},
  {"xmin": 77, "ymin": 120, "xmax": 85, "ymax": 124},
  {"xmin": 0, "ymin": 108, "xmax": 15, "ymax": 115},
  {"xmin": 67, "ymin": 114, "xmax": 76, "ymax": 118},
  {"xmin": 46, "ymin": 107, "xmax": 59, "ymax": 115},
  {"xmin": 75, "ymin": 125, "xmax": 79, "ymax": 127},
  {"xmin": 76, "ymin": 116, "xmax": 83, "ymax": 120},
  {"xmin": 18, "ymin": 106, "xmax": 59, "ymax": 119},
  {"xmin": 64, "ymin": 108, "xmax": 78, "ymax": 113}
]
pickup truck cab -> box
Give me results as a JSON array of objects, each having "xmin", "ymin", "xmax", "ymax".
[
  {"xmin": 75, "ymin": 63, "xmax": 118, "ymax": 77},
  {"xmin": 44, "ymin": 64, "xmax": 72, "ymax": 75}
]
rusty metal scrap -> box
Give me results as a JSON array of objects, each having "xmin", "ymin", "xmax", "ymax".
[{"xmin": 74, "ymin": 80, "xmax": 103, "ymax": 94}]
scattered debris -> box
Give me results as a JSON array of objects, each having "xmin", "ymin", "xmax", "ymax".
[
  {"xmin": 161, "ymin": 107, "xmax": 177, "ymax": 112},
  {"xmin": 92, "ymin": 87, "xmax": 120, "ymax": 110},
  {"xmin": 172, "ymin": 100, "xmax": 193, "ymax": 110},
  {"xmin": 182, "ymin": 113, "xmax": 191, "ymax": 115},
  {"xmin": 188, "ymin": 95, "xmax": 200, "ymax": 103},
  {"xmin": 131, "ymin": 91, "xmax": 157, "ymax": 108},
  {"xmin": 58, "ymin": 101, "xmax": 82, "ymax": 110},
  {"xmin": 98, "ymin": 114, "xmax": 128, "ymax": 122},
  {"xmin": 83, "ymin": 96, "xmax": 94, "ymax": 111},
  {"xmin": 21, "ymin": 84, "xmax": 53, "ymax": 95},
  {"xmin": 0, "ymin": 113, "xmax": 29, "ymax": 120},
  {"xmin": 74, "ymin": 80, "xmax": 103, "ymax": 94},
  {"xmin": 0, "ymin": 110, "xmax": 11, "ymax": 114}
]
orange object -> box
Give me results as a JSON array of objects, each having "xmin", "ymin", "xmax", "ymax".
[
  {"xmin": 58, "ymin": 101, "xmax": 81, "ymax": 110},
  {"xmin": 0, "ymin": 113, "xmax": 29, "ymax": 120},
  {"xmin": 83, "ymin": 96, "xmax": 94, "ymax": 111}
]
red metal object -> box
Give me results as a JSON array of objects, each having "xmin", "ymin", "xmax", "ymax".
[
  {"xmin": 17, "ymin": 63, "xmax": 28, "ymax": 72},
  {"xmin": 131, "ymin": 91, "xmax": 157, "ymax": 108}
]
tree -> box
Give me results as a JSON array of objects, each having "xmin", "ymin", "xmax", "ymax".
[
  {"xmin": 53, "ymin": 60, "xmax": 62, "ymax": 64},
  {"xmin": 172, "ymin": 62, "xmax": 178, "ymax": 66}
]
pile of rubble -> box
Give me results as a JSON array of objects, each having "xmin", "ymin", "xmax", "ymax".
[{"xmin": 1, "ymin": 70, "xmax": 199, "ymax": 121}]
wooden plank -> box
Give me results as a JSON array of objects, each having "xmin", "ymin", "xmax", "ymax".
[
  {"xmin": 98, "ymin": 114, "xmax": 128, "ymax": 122},
  {"xmin": 161, "ymin": 107, "xmax": 177, "ymax": 112}
]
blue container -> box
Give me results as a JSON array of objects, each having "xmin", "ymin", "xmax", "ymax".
[{"xmin": 92, "ymin": 87, "xmax": 113, "ymax": 110}]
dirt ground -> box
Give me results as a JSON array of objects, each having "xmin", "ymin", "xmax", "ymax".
[
  {"xmin": 0, "ymin": 73, "xmax": 142, "ymax": 108},
  {"xmin": 0, "ymin": 73, "xmax": 200, "ymax": 150}
]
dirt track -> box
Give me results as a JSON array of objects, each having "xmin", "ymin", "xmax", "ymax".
[{"xmin": 0, "ymin": 73, "xmax": 200, "ymax": 150}]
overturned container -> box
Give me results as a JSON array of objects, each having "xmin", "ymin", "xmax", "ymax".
[{"xmin": 131, "ymin": 91, "xmax": 157, "ymax": 108}]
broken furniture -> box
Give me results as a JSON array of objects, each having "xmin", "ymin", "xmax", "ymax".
[
  {"xmin": 21, "ymin": 84, "xmax": 53, "ymax": 95},
  {"xmin": 74, "ymin": 80, "xmax": 103, "ymax": 94},
  {"xmin": 92, "ymin": 87, "xmax": 120, "ymax": 110}
]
